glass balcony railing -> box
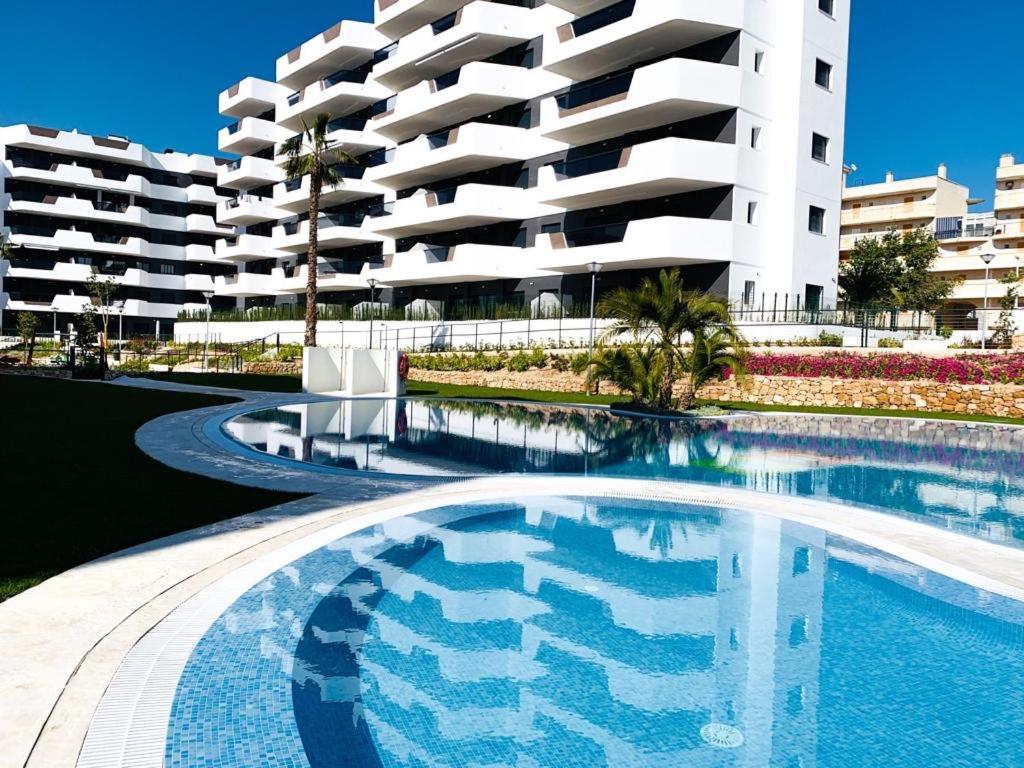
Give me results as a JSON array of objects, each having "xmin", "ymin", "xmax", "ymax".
[
  {"xmin": 327, "ymin": 115, "xmax": 368, "ymax": 132},
  {"xmin": 549, "ymin": 146, "xmax": 628, "ymax": 180},
  {"xmin": 226, "ymin": 159, "xmax": 243, "ymax": 171},
  {"xmin": 560, "ymin": 221, "xmax": 628, "ymax": 247},
  {"xmin": 571, "ymin": 0, "xmax": 635, "ymax": 38},
  {"xmin": 433, "ymin": 68, "xmax": 462, "ymax": 91},
  {"xmin": 431, "ymin": 11, "xmax": 458, "ymax": 34},
  {"xmin": 284, "ymin": 178, "xmax": 303, "ymax": 192},
  {"xmin": 323, "ymin": 68, "xmax": 370, "ymax": 87},
  {"xmin": 555, "ymin": 70, "xmax": 634, "ymax": 111},
  {"xmin": 287, "ymin": 91, "xmax": 302, "ymax": 107},
  {"xmin": 372, "ymin": 42, "xmax": 399, "ymax": 66},
  {"xmin": 427, "ymin": 129, "xmax": 455, "ymax": 150},
  {"xmin": 226, "ymin": 121, "xmax": 241, "ymax": 135}
]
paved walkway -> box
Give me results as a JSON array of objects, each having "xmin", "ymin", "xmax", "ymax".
[{"xmin": 1, "ymin": 376, "xmax": 1023, "ymax": 768}]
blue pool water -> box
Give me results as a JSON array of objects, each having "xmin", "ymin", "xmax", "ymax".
[
  {"xmin": 167, "ymin": 497, "xmax": 1024, "ymax": 767},
  {"xmin": 225, "ymin": 399, "xmax": 1024, "ymax": 547}
]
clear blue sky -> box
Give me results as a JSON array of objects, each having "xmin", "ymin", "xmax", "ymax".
[{"xmin": 1, "ymin": 1, "xmax": 1020, "ymax": 209}]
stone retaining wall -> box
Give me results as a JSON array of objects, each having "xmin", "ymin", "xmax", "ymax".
[
  {"xmin": 410, "ymin": 368, "xmax": 1024, "ymax": 418},
  {"xmin": 242, "ymin": 360, "xmax": 301, "ymax": 375}
]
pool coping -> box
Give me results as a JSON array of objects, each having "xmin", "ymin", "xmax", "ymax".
[{"xmin": 2, "ymin": 376, "xmax": 1023, "ymax": 768}]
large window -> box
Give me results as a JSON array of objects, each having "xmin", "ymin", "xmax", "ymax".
[
  {"xmin": 811, "ymin": 133, "xmax": 830, "ymax": 163},
  {"xmin": 815, "ymin": 59, "xmax": 833, "ymax": 90},
  {"xmin": 819, "ymin": 0, "xmax": 835, "ymax": 16},
  {"xmin": 809, "ymin": 206, "xmax": 826, "ymax": 234}
]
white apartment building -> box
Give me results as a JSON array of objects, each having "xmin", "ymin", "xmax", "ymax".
[
  {"xmin": 212, "ymin": 0, "xmax": 851, "ymax": 320},
  {"xmin": 841, "ymin": 158, "xmax": 1024, "ymax": 323},
  {"xmin": 0, "ymin": 125, "xmax": 236, "ymax": 337}
]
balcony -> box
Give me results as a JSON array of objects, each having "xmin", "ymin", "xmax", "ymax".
[
  {"xmin": 993, "ymin": 220, "xmax": 1024, "ymax": 241},
  {"xmin": 8, "ymin": 160, "xmax": 149, "ymax": 198},
  {"xmin": 367, "ymin": 184, "xmax": 540, "ymax": 237},
  {"xmin": 185, "ymin": 243, "xmax": 217, "ymax": 262},
  {"xmin": 3, "ymin": 124, "xmax": 147, "ymax": 164},
  {"xmin": 995, "ymin": 188, "xmax": 1024, "ymax": 211},
  {"xmin": 272, "ymin": 215, "xmax": 381, "ymax": 253},
  {"xmin": 366, "ymin": 242, "xmax": 530, "ymax": 286},
  {"xmin": 272, "ymin": 169, "xmax": 384, "ymax": 213},
  {"xmin": 214, "ymin": 271, "xmax": 285, "ymax": 298},
  {"xmin": 373, "ymin": 1, "xmax": 537, "ymax": 91},
  {"xmin": 186, "ymin": 184, "xmax": 229, "ymax": 206},
  {"xmin": 541, "ymin": 57, "xmax": 740, "ymax": 144},
  {"xmin": 324, "ymin": 114, "xmax": 389, "ymax": 155},
  {"xmin": 276, "ymin": 20, "xmax": 388, "ymax": 91},
  {"xmin": 219, "ymin": 77, "xmax": 287, "ymax": 119},
  {"xmin": 276, "ymin": 70, "xmax": 390, "ymax": 132},
  {"xmin": 530, "ymin": 216, "xmax": 736, "ymax": 273},
  {"xmin": 275, "ymin": 264, "xmax": 370, "ymax": 294},
  {"xmin": 8, "ymin": 196, "xmax": 148, "ymax": 227},
  {"xmin": 218, "ymin": 117, "xmax": 289, "ymax": 155},
  {"xmin": 8, "ymin": 228, "xmax": 147, "ymax": 258},
  {"xmin": 842, "ymin": 200, "xmax": 936, "ymax": 227},
  {"xmin": 367, "ymin": 123, "xmax": 558, "ymax": 188},
  {"xmin": 371, "ymin": 62, "xmax": 540, "ymax": 142},
  {"xmin": 374, "ymin": 0, "xmax": 475, "ymax": 39},
  {"xmin": 215, "ymin": 234, "xmax": 287, "ymax": 263},
  {"xmin": 546, "ymin": 0, "xmax": 742, "ymax": 79},
  {"xmin": 217, "ymin": 194, "xmax": 284, "ymax": 226},
  {"xmin": 536, "ymin": 137, "xmax": 736, "ymax": 209},
  {"xmin": 217, "ymin": 156, "xmax": 286, "ymax": 190},
  {"xmin": 186, "ymin": 213, "xmax": 235, "ymax": 237},
  {"xmin": 545, "ymin": 0, "xmax": 619, "ymax": 13}
]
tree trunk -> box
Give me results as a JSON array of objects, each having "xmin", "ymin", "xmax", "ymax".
[{"xmin": 305, "ymin": 161, "xmax": 321, "ymax": 348}]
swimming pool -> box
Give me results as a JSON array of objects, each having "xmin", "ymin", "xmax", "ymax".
[
  {"xmin": 166, "ymin": 495, "xmax": 1024, "ymax": 767},
  {"xmin": 224, "ymin": 398, "xmax": 1024, "ymax": 548}
]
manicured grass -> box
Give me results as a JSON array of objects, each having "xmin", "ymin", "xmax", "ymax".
[
  {"xmin": 142, "ymin": 372, "xmax": 302, "ymax": 392},
  {"xmin": 0, "ymin": 375, "xmax": 303, "ymax": 602},
  {"xmin": 703, "ymin": 399, "xmax": 1024, "ymax": 426}
]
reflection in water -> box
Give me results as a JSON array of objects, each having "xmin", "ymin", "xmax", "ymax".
[
  {"xmin": 167, "ymin": 498, "xmax": 1024, "ymax": 768},
  {"xmin": 225, "ymin": 399, "xmax": 1024, "ymax": 547}
]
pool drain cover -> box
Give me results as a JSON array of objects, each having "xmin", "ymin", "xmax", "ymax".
[{"xmin": 700, "ymin": 723, "xmax": 745, "ymax": 749}]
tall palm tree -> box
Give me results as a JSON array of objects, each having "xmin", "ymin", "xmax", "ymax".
[
  {"xmin": 598, "ymin": 268, "xmax": 742, "ymax": 409},
  {"xmin": 279, "ymin": 113, "xmax": 355, "ymax": 347}
]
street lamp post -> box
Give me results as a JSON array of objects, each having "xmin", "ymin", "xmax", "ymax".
[
  {"xmin": 51, "ymin": 305, "xmax": 59, "ymax": 340},
  {"xmin": 202, "ymin": 290, "xmax": 214, "ymax": 369},
  {"xmin": 367, "ymin": 278, "xmax": 377, "ymax": 349},
  {"xmin": 586, "ymin": 261, "xmax": 603, "ymax": 393},
  {"xmin": 113, "ymin": 300, "xmax": 125, "ymax": 349},
  {"xmin": 980, "ymin": 251, "xmax": 996, "ymax": 351}
]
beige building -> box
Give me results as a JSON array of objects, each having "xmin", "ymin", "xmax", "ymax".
[{"xmin": 840, "ymin": 159, "xmax": 1024, "ymax": 327}]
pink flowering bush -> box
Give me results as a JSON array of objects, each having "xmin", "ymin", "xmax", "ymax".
[{"xmin": 740, "ymin": 353, "xmax": 1024, "ymax": 385}]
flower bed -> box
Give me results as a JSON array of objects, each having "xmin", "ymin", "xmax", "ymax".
[{"xmin": 744, "ymin": 353, "xmax": 1024, "ymax": 385}]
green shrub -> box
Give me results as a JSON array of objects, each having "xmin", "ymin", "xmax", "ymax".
[
  {"xmin": 507, "ymin": 350, "xmax": 532, "ymax": 372},
  {"xmin": 116, "ymin": 357, "xmax": 150, "ymax": 373},
  {"xmin": 817, "ymin": 331, "xmax": 844, "ymax": 347},
  {"xmin": 569, "ymin": 353, "xmax": 591, "ymax": 376},
  {"xmin": 937, "ymin": 326, "xmax": 954, "ymax": 340},
  {"xmin": 877, "ymin": 337, "xmax": 904, "ymax": 349}
]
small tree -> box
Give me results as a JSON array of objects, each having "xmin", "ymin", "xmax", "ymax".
[
  {"xmin": 73, "ymin": 311, "xmax": 98, "ymax": 347},
  {"xmin": 16, "ymin": 312, "xmax": 39, "ymax": 366},
  {"xmin": 279, "ymin": 113, "xmax": 355, "ymax": 347},
  {"xmin": 991, "ymin": 270, "xmax": 1022, "ymax": 348},
  {"xmin": 85, "ymin": 274, "xmax": 118, "ymax": 366}
]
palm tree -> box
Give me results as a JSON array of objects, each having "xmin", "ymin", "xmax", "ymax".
[
  {"xmin": 279, "ymin": 113, "xmax": 355, "ymax": 347},
  {"xmin": 586, "ymin": 344, "xmax": 666, "ymax": 406},
  {"xmin": 681, "ymin": 327, "xmax": 746, "ymax": 409},
  {"xmin": 598, "ymin": 268, "xmax": 742, "ymax": 409}
]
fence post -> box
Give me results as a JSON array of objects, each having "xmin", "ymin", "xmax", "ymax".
[
  {"xmin": 474, "ymin": 323, "xmax": 479, "ymax": 352},
  {"xmin": 558, "ymin": 313, "xmax": 563, "ymax": 349},
  {"xmin": 772, "ymin": 293, "xmax": 778, "ymax": 323},
  {"xmin": 499, "ymin": 320, "xmax": 504, "ymax": 350}
]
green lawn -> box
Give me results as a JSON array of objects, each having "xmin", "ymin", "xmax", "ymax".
[
  {"xmin": 0, "ymin": 375, "xmax": 303, "ymax": 602},
  {"xmin": 141, "ymin": 372, "xmax": 1024, "ymax": 425},
  {"xmin": 142, "ymin": 372, "xmax": 302, "ymax": 392}
]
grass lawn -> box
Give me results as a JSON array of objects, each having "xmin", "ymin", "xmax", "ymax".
[
  {"xmin": 0, "ymin": 375, "xmax": 303, "ymax": 602},
  {"xmin": 704, "ymin": 399, "xmax": 1024, "ymax": 426},
  {"xmin": 140, "ymin": 372, "xmax": 1024, "ymax": 425}
]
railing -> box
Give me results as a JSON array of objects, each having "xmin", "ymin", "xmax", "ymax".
[
  {"xmin": 323, "ymin": 67, "xmax": 370, "ymax": 87},
  {"xmin": 550, "ymin": 146, "xmax": 626, "ymax": 180},
  {"xmin": 287, "ymin": 91, "xmax": 302, "ymax": 106},
  {"xmin": 570, "ymin": 0, "xmax": 635, "ymax": 38},
  {"xmin": 555, "ymin": 70, "xmax": 633, "ymax": 111},
  {"xmin": 226, "ymin": 121, "xmax": 241, "ymax": 135},
  {"xmin": 327, "ymin": 115, "xmax": 368, "ymax": 132},
  {"xmin": 372, "ymin": 42, "xmax": 399, "ymax": 66}
]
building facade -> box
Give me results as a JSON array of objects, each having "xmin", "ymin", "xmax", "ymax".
[
  {"xmin": 0, "ymin": 124, "xmax": 236, "ymax": 337},
  {"xmin": 840, "ymin": 158, "xmax": 1024, "ymax": 323},
  {"xmin": 213, "ymin": 0, "xmax": 851, "ymax": 320}
]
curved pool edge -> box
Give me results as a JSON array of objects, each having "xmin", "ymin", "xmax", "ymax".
[{"xmin": 68, "ymin": 476, "xmax": 1024, "ymax": 768}]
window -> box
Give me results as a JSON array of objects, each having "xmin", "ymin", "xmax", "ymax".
[
  {"xmin": 815, "ymin": 59, "xmax": 833, "ymax": 90},
  {"xmin": 159, "ymin": 263, "xmax": 176, "ymax": 275},
  {"xmin": 819, "ymin": 0, "xmax": 835, "ymax": 16},
  {"xmin": 751, "ymin": 126, "xmax": 762, "ymax": 150},
  {"xmin": 747, "ymin": 201, "xmax": 759, "ymax": 225},
  {"xmin": 809, "ymin": 205, "xmax": 826, "ymax": 234},
  {"xmin": 811, "ymin": 133, "xmax": 829, "ymax": 163},
  {"xmin": 754, "ymin": 50, "xmax": 765, "ymax": 74},
  {"xmin": 743, "ymin": 280, "xmax": 756, "ymax": 306}
]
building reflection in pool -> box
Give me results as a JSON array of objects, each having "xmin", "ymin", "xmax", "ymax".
[{"xmin": 224, "ymin": 399, "xmax": 1024, "ymax": 547}]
